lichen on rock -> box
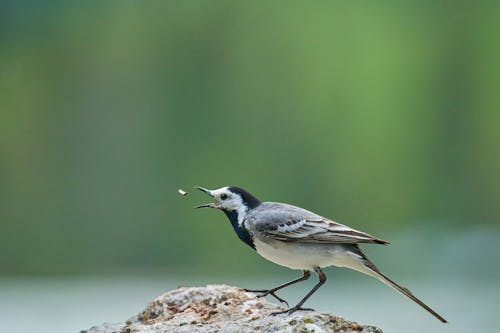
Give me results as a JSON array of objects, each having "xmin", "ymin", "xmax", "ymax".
[{"xmin": 84, "ymin": 284, "xmax": 383, "ymax": 333}]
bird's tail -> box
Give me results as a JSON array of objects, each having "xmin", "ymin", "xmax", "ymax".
[{"xmin": 348, "ymin": 247, "xmax": 447, "ymax": 323}]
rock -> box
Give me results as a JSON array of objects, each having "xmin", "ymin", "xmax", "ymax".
[{"xmin": 83, "ymin": 284, "xmax": 383, "ymax": 333}]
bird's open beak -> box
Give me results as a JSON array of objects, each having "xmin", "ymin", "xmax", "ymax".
[
  {"xmin": 194, "ymin": 186, "xmax": 218, "ymax": 209},
  {"xmin": 193, "ymin": 203, "xmax": 217, "ymax": 209},
  {"xmin": 195, "ymin": 186, "xmax": 213, "ymax": 196}
]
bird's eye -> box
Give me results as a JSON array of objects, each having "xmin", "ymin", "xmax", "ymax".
[{"xmin": 220, "ymin": 194, "xmax": 228, "ymax": 200}]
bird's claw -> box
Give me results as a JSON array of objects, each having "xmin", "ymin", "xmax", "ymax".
[
  {"xmin": 271, "ymin": 306, "xmax": 315, "ymax": 316},
  {"xmin": 243, "ymin": 288, "xmax": 268, "ymax": 293},
  {"xmin": 243, "ymin": 288, "xmax": 289, "ymax": 307}
]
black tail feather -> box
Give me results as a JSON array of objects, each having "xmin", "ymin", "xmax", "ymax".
[{"xmin": 355, "ymin": 246, "xmax": 447, "ymax": 323}]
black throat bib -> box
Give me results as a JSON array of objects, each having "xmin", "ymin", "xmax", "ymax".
[{"xmin": 222, "ymin": 209, "xmax": 255, "ymax": 250}]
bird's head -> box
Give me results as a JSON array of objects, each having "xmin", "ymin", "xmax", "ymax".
[{"xmin": 194, "ymin": 186, "xmax": 261, "ymax": 212}]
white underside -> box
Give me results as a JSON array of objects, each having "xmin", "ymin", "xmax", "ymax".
[{"xmin": 253, "ymin": 237, "xmax": 375, "ymax": 277}]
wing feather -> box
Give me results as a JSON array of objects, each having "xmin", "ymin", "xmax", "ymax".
[{"xmin": 257, "ymin": 218, "xmax": 389, "ymax": 245}]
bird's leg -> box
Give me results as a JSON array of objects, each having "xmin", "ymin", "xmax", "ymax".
[
  {"xmin": 272, "ymin": 267, "xmax": 326, "ymax": 315},
  {"xmin": 244, "ymin": 270, "xmax": 311, "ymax": 306}
]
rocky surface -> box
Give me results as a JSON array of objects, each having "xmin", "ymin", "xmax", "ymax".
[{"xmin": 83, "ymin": 284, "xmax": 383, "ymax": 333}]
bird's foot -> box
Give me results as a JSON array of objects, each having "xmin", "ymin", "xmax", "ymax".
[
  {"xmin": 243, "ymin": 288, "xmax": 289, "ymax": 307},
  {"xmin": 271, "ymin": 305, "xmax": 315, "ymax": 316},
  {"xmin": 243, "ymin": 288, "xmax": 268, "ymax": 293}
]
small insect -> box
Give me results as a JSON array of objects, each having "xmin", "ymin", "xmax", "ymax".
[{"xmin": 178, "ymin": 189, "xmax": 188, "ymax": 196}]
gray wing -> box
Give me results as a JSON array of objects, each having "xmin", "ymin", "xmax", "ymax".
[{"xmin": 249, "ymin": 202, "xmax": 389, "ymax": 245}]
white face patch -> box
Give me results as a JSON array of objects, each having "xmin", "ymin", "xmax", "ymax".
[{"xmin": 210, "ymin": 187, "xmax": 248, "ymax": 225}]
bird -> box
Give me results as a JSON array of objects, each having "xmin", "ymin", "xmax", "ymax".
[{"xmin": 194, "ymin": 185, "xmax": 447, "ymax": 323}]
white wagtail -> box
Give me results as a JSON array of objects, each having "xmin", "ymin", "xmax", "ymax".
[{"xmin": 194, "ymin": 186, "xmax": 447, "ymax": 323}]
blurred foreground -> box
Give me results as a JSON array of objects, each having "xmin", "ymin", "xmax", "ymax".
[
  {"xmin": 2, "ymin": 226, "xmax": 499, "ymax": 333},
  {"xmin": 1, "ymin": 274, "xmax": 497, "ymax": 333}
]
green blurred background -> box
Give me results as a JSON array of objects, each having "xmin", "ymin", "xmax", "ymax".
[{"xmin": 0, "ymin": 1, "xmax": 499, "ymax": 333}]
